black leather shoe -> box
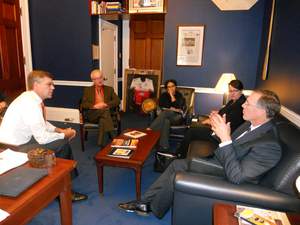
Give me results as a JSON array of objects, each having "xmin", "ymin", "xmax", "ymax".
[
  {"xmin": 118, "ymin": 200, "xmax": 151, "ymax": 216},
  {"xmin": 157, "ymin": 151, "xmax": 178, "ymax": 159},
  {"xmin": 71, "ymin": 191, "xmax": 88, "ymax": 202}
]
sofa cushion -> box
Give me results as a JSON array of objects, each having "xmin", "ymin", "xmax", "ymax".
[
  {"xmin": 188, "ymin": 140, "xmax": 219, "ymax": 173},
  {"xmin": 260, "ymin": 122, "xmax": 300, "ymax": 195}
]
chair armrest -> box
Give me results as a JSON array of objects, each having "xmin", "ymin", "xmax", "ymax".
[{"xmin": 174, "ymin": 172, "xmax": 300, "ymax": 212}]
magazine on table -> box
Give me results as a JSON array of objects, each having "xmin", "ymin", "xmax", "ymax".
[
  {"xmin": 235, "ymin": 205, "xmax": 291, "ymax": 225},
  {"xmin": 123, "ymin": 130, "xmax": 147, "ymax": 139},
  {"xmin": 107, "ymin": 148, "xmax": 134, "ymax": 159},
  {"xmin": 111, "ymin": 138, "xmax": 139, "ymax": 148}
]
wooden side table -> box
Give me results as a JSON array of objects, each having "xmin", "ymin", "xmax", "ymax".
[{"xmin": 213, "ymin": 203, "xmax": 300, "ymax": 225}]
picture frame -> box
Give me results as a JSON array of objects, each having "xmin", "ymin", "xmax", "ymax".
[
  {"xmin": 176, "ymin": 25, "xmax": 205, "ymax": 66},
  {"xmin": 129, "ymin": 0, "xmax": 165, "ymax": 14},
  {"xmin": 123, "ymin": 69, "xmax": 161, "ymax": 112}
]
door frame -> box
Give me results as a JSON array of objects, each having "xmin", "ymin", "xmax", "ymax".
[
  {"xmin": 99, "ymin": 19, "xmax": 118, "ymax": 93},
  {"xmin": 19, "ymin": 0, "xmax": 33, "ymax": 89}
]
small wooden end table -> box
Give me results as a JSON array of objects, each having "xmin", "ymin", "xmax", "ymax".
[
  {"xmin": 94, "ymin": 129, "xmax": 160, "ymax": 200},
  {"xmin": 0, "ymin": 158, "xmax": 76, "ymax": 225},
  {"xmin": 213, "ymin": 203, "xmax": 300, "ymax": 225}
]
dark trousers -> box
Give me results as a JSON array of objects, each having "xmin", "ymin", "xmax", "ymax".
[
  {"xmin": 17, "ymin": 138, "xmax": 78, "ymax": 178},
  {"xmin": 143, "ymin": 159, "xmax": 188, "ymax": 218},
  {"xmin": 149, "ymin": 110, "xmax": 182, "ymax": 149},
  {"xmin": 176, "ymin": 126, "xmax": 219, "ymax": 158},
  {"xmin": 142, "ymin": 157, "xmax": 225, "ymax": 219},
  {"xmin": 86, "ymin": 108, "xmax": 114, "ymax": 146}
]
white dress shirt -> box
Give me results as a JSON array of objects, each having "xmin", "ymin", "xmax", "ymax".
[
  {"xmin": 0, "ymin": 91, "xmax": 64, "ymax": 145},
  {"xmin": 218, "ymin": 124, "xmax": 261, "ymax": 148}
]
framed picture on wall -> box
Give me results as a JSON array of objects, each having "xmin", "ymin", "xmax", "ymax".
[
  {"xmin": 129, "ymin": 0, "xmax": 165, "ymax": 14},
  {"xmin": 176, "ymin": 25, "xmax": 205, "ymax": 66},
  {"xmin": 124, "ymin": 68, "xmax": 161, "ymax": 112}
]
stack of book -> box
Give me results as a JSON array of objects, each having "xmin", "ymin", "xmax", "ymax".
[
  {"xmin": 105, "ymin": 2, "xmax": 123, "ymax": 13},
  {"xmin": 90, "ymin": 1, "xmax": 124, "ymax": 15},
  {"xmin": 107, "ymin": 138, "xmax": 139, "ymax": 159}
]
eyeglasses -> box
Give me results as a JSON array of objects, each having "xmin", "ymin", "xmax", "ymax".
[
  {"xmin": 167, "ymin": 85, "xmax": 175, "ymax": 88},
  {"xmin": 243, "ymin": 99, "xmax": 258, "ymax": 108},
  {"xmin": 228, "ymin": 89, "xmax": 240, "ymax": 93}
]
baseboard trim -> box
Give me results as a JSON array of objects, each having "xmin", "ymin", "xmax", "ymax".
[
  {"xmin": 280, "ymin": 106, "xmax": 300, "ymax": 127},
  {"xmin": 53, "ymin": 80, "xmax": 93, "ymax": 87}
]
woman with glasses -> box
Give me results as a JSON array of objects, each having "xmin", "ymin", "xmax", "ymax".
[
  {"xmin": 147, "ymin": 79, "xmax": 186, "ymax": 151},
  {"xmin": 174, "ymin": 79, "xmax": 246, "ymax": 159}
]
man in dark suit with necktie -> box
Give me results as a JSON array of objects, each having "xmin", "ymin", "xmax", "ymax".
[
  {"xmin": 118, "ymin": 89, "xmax": 282, "ymax": 219},
  {"xmin": 81, "ymin": 69, "xmax": 120, "ymax": 146}
]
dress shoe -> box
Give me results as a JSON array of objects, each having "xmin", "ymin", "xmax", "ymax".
[
  {"xmin": 156, "ymin": 151, "xmax": 178, "ymax": 159},
  {"xmin": 71, "ymin": 191, "xmax": 88, "ymax": 202},
  {"xmin": 118, "ymin": 200, "xmax": 151, "ymax": 216}
]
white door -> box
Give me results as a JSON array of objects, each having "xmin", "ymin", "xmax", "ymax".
[{"xmin": 99, "ymin": 19, "xmax": 118, "ymax": 92}]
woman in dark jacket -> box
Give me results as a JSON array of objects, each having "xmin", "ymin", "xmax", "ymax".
[
  {"xmin": 148, "ymin": 79, "xmax": 186, "ymax": 150},
  {"xmin": 175, "ymin": 79, "xmax": 246, "ymax": 158}
]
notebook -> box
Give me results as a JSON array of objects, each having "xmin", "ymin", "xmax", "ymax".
[{"xmin": 0, "ymin": 167, "xmax": 48, "ymax": 197}]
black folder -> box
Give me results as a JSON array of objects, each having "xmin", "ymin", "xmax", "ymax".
[{"xmin": 0, "ymin": 167, "xmax": 48, "ymax": 197}]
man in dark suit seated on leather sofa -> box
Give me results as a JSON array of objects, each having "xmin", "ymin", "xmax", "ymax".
[{"xmin": 118, "ymin": 89, "xmax": 282, "ymax": 219}]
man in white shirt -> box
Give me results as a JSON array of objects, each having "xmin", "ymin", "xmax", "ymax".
[{"xmin": 0, "ymin": 70, "xmax": 87, "ymax": 202}]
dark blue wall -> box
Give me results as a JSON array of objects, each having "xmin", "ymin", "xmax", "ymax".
[
  {"xmin": 256, "ymin": 0, "xmax": 300, "ymax": 114},
  {"xmin": 29, "ymin": 0, "xmax": 92, "ymax": 107},
  {"xmin": 163, "ymin": 0, "xmax": 267, "ymax": 90}
]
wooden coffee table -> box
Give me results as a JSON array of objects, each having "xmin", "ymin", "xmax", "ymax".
[{"xmin": 94, "ymin": 129, "xmax": 160, "ymax": 200}]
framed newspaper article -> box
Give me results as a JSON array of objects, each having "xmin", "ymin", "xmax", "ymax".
[{"xmin": 176, "ymin": 25, "xmax": 205, "ymax": 66}]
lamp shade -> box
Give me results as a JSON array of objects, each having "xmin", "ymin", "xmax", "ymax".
[
  {"xmin": 296, "ymin": 176, "xmax": 300, "ymax": 193},
  {"xmin": 215, "ymin": 73, "xmax": 236, "ymax": 93}
]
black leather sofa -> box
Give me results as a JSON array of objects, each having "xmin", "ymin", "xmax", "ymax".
[{"xmin": 172, "ymin": 121, "xmax": 300, "ymax": 225}]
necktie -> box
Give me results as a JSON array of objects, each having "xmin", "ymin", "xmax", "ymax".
[
  {"xmin": 41, "ymin": 102, "xmax": 46, "ymax": 121},
  {"xmin": 97, "ymin": 87, "xmax": 104, "ymax": 96},
  {"xmin": 236, "ymin": 127, "xmax": 251, "ymax": 140}
]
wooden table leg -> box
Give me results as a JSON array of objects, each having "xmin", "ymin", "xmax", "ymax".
[
  {"xmin": 59, "ymin": 174, "xmax": 72, "ymax": 225},
  {"xmin": 135, "ymin": 167, "xmax": 142, "ymax": 200},
  {"xmin": 96, "ymin": 161, "xmax": 104, "ymax": 194}
]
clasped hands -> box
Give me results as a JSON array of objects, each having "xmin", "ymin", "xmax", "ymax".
[
  {"xmin": 56, "ymin": 127, "xmax": 76, "ymax": 140},
  {"xmin": 93, "ymin": 102, "xmax": 108, "ymax": 109},
  {"xmin": 209, "ymin": 112, "xmax": 232, "ymax": 143}
]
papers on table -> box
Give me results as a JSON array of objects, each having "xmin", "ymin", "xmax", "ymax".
[
  {"xmin": 0, "ymin": 208, "xmax": 10, "ymax": 222},
  {"xmin": 0, "ymin": 149, "xmax": 28, "ymax": 175},
  {"xmin": 235, "ymin": 205, "xmax": 291, "ymax": 225}
]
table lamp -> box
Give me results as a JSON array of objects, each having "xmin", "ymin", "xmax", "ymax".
[
  {"xmin": 296, "ymin": 176, "xmax": 300, "ymax": 194},
  {"xmin": 215, "ymin": 73, "xmax": 236, "ymax": 105}
]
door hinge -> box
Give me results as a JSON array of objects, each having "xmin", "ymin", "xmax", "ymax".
[
  {"xmin": 23, "ymin": 56, "xmax": 26, "ymax": 65},
  {"xmin": 19, "ymin": 7, "xmax": 22, "ymax": 16}
]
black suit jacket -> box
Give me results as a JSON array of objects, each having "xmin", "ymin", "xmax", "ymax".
[{"xmin": 194, "ymin": 120, "xmax": 282, "ymax": 185}]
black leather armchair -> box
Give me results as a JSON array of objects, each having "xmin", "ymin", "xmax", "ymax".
[
  {"xmin": 172, "ymin": 121, "xmax": 300, "ymax": 225},
  {"xmin": 148, "ymin": 86, "xmax": 195, "ymax": 139}
]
